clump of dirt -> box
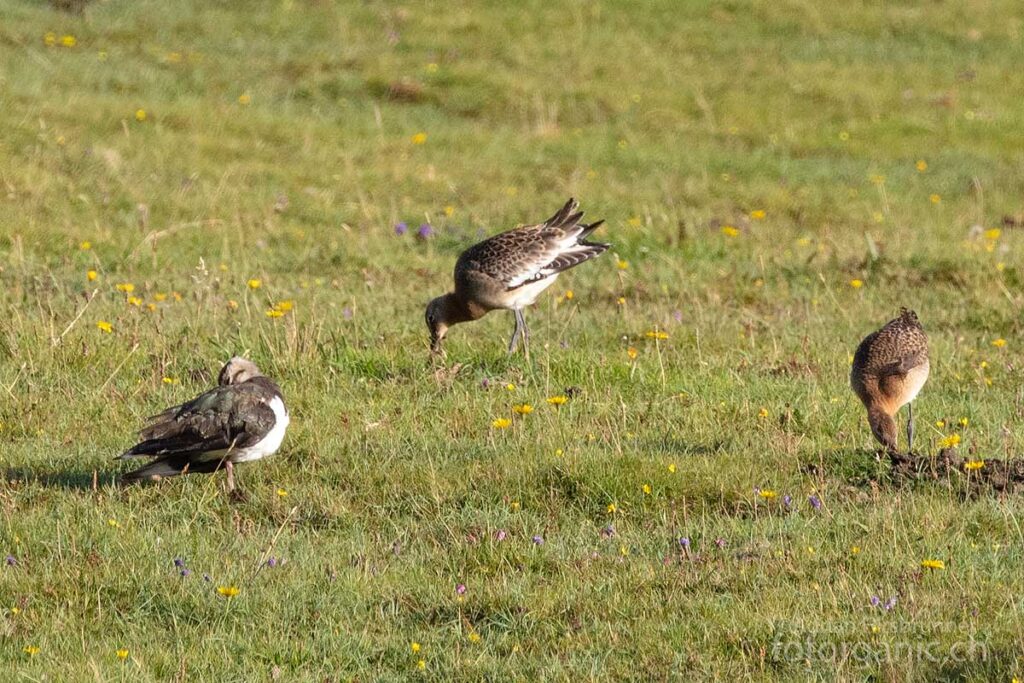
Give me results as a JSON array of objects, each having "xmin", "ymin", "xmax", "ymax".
[{"xmin": 889, "ymin": 449, "xmax": 1024, "ymax": 492}]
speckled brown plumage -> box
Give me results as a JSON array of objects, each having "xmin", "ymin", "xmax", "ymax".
[
  {"xmin": 426, "ymin": 198, "xmax": 609, "ymax": 354},
  {"xmin": 851, "ymin": 308, "xmax": 930, "ymax": 452}
]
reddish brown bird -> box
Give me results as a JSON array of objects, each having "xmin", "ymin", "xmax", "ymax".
[
  {"xmin": 850, "ymin": 308, "xmax": 930, "ymax": 453},
  {"xmin": 425, "ymin": 198, "xmax": 609, "ymax": 355}
]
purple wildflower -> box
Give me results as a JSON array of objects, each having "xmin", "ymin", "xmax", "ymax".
[
  {"xmin": 870, "ymin": 595, "xmax": 881, "ymax": 607},
  {"xmin": 266, "ymin": 557, "xmax": 278, "ymax": 568},
  {"xmin": 455, "ymin": 583, "xmax": 466, "ymax": 595},
  {"xmin": 601, "ymin": 525, "xmax": 615, "ymax": 539},
  {"xmin": 678, "ymin": 537, "xmax": 691, "ymax": 549},
  {"xmin": 342, "ymin": 307, "xmax": 353, "ymax": 319},
  {"xmin": 173, "ymin": 558, "xmax": 186, "ymax": 568},
  {"xmin": 394, "ymin": 222, "xmax": 408, "ymax": 236},
  {"xmin": 673, "ymin": 310, "xmax": 683, "ymax": 323},
  {"xmin": 532, "ymin": 535, "xmax": 544, "ymax": 545},
  {"xmin": 179, "ymin": 569, "xmax": 191, "ymax": 578},
  {"xmin": 480, "ymin": 378, "xmax": 490, "ymax": 389},
  {"xmin": 809, "ymin": 494, "xmax": 822, "ymax": 510},
  {"xmin": 417, "ymin": 223, "xmax": 433, "ymax": 239},
  {"xmin": 5, "ymin": 555, "xmax": 15, "ymax": 566},
  {"xmin": 884, "ymin": 597, "xmax": 897, "ymax": 611},
  {"xmin": 782, "ymin": 495, "xmax": 792, "ymax": 508},
  {"xmin": 495, "ymin": 529, "xmax": 507, "ymax": 541},
  {"xmin": 715, "ymin": 538, "xmax": 726, "ymax": 549}
]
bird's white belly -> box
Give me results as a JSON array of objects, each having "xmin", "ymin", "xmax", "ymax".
[
  {"xmin": 234, "ymin": 396, "xmax": 290, "ymax": 463},
  {"xmin": 900, "ymin": 362, "xmax": 930, "ymax": 407},
  {"xmin": 509, "ymin": 274, "xmax": 558, "ymax": 309}
]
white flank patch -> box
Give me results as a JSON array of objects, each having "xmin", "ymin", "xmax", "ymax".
[
  {"xmin": 509, "ymin": 274, "xmax": 558, "ymax": 309},
  {"xmin": 233, "ymin": 396, "xmax": 290, "ymax": 463}
]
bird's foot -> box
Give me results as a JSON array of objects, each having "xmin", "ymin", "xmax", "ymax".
[{"xmin": 228, "ymin": 488, "xmax": 250, "ymax": 504}]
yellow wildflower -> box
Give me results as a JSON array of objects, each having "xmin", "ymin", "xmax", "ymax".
[
  {"xmin": 758, "ymin": 489, "xmax": 777, "ymax": 501},
  {"xmin": 619, "ymin": 545, "xmax": 629, "ymax": 556},
  {"xmin": 87, "ymin": 270, "xmax": 98, "ymax": 281},
  {"xmin": 616, "ymin": 296, "xmax": 626, "ymax": 305},
  {"xmin": 153, "ymin": 292, "xmax": 167, "ymax": 302},
  {"xmin": 938, "ymin": 434, "xmax": 961, "ymax": 449},
  {"xmin": 627, "ymin": 347, "xmax": 638, "ymax": 360},
  {"xmin": 276, "ymin": 488, "xmax": 288, "ymax": 497},
  {"xmin": 546, "ymin": 395, "xmax": 568, "ymax": 406},
  {"xmin": 238, "ymin": 93, "xmax": 251, "ymax": 105},
  {"xmin": 491, "ymin": 418, "xmax": 512, "ymax": 429},
  {"xmin": 564, "ymin": 290, "xmax": 574, "ymax": 300},
  {"xmin": 247, "ymin": 278, "xmax": 261, "ymax": 289},
  {"xmin": 964, "ymin": 460, "xmax": 985, "ymax": 471},
  {"xmin": 127, "ymin": 296, "xmax": 142, "ymax": 306},
  {"xmin": 920, "ymin": 559, "xmax": 945, "ymax": 570},
  {"xmin": 667, "ymin": 463, "xmax": 676, "ymax": 473},
  {"xmin": 44, "ymin": 32, "xmax": 56, "ymax": 46},
  {"xmin": 61, "ymin": 35, "xmax": 76, "ymax": 47},
  {"xmin": 750, "ymin": 209, "xmax": 766, "ymax": 220},
  {"xmin": 627, "ymin": 216, "xmax": 641, "ymax": 228},
  {"xmin": 645, "ymin": 330, "xmax": 669, "ymax": 340},
  {"xmin": 838, "ymin": 131, "xmax": 850, "ymax": 141},
  {"xmin": 513, "ymin": 404, "xmax": 533, "ymax": 415},
  {"xmin": 411, "ymin": 132, "xmax": 427, "ymax": 145},
  {"xmin": 851, "ymin": 546, "xmax": 861, "ymax": 555},
  {"xmin": 444, "ymin": 205, "xmax": 454, "ymax": 217},
  {"xmin": 468, "ymin": 632, "xmax": 481, "ymax": 643},
  {"xmin": 216, "ymin": 586, "xmax": 240, "ymax": 598},
  {"xmin": 23, "ymin": 646, "xmax": 39, "ymax": 657},
  {"xmin": 850, "ymin": 279, "xmax": 863, "ymax": 289},
  {"xmin": 266, "ymin": 309, "xmax": 285, "ymax": 318},
  {"xmin": 916, "ymin": 160, "xmax": 928, "ymax": 172},
  {"xmin": 758, "ymin": 407, "xmax": 769, "ymax": 419},
  {"xmin": 991, "ymin": 338, "xmax": 1006, "ymax": 348},
  {"xmin": 642, "ymin": 483, "xmax": 652, "ymax": 495},
  {"xmin": 135, "ymin": 109, "xmax": 147, "ymax": 122},
  {"xmin": 617, "ymin": 259, "xmax": 629, "ymax": 270},
  {"xmin": 721, "ymin": 226, "xmax": 739, "ymax": 237},
  {"xmin": 116, "ymin": 649, "xmax": 129, "ymax": 661},
  {"xmin": 96, "ymin": 321, "xmax": 112, "ymax": 333},
  {"xmin": 115, "ymin": 283, "xmax": 135, "ymax": 293},
  {"xmin": 162, "ymin": 377, "xmax": 176, "ymax": 384},
  {"xmin": 416, "ymin": 659, "xmax": 426, "ymax": 670},
  {"xmin": 985, "ymin": 228, "xmax": 1001, "ymax": 240},
  {"xmin": 80, "ymin": 241, "xmax": 91, "ymax": 250},
  {"xmin": 606, "ymin": 503, "xmax": 617, "ymax": 514},
  {"xmin": 10, "ymin": 606, "xmax": 20, "ymax": 615},
  {"xmin": 411, "ymin": 642, "xmax": 421, "ymax": 653},
  {"xmin": 929, "ymin": 194, "xmax": 941, "ymax": 204}
]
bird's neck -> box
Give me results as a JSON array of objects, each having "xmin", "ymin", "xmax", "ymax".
[{"xmin": 442, "ymin": 292, "xmax": 485, "ymax": 322}]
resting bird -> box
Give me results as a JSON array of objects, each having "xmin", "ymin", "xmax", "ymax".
[
  {"xmin": 425, "ymin": 198, "xmax": 609, "ymax": 355},
  {"xmin": 119, "ymin": 357, "xmax": 289, "ymax": 493},
  {"xmin": 850, "ymin": 308, "xmax": 930, "ymax": 453}
]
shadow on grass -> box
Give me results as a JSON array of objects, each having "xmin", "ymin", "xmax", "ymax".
[{"xmin": 3, "ymin": 467, "xmax": 117, "ymax": 491}]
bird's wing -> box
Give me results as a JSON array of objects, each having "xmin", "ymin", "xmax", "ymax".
[
  {"xmin": 120, "ymin": 385, "xmax": 275, "ymax": 459},
  {"xmin": 463, "ymin": 199, "xmax": 609, "ymax": 290}
]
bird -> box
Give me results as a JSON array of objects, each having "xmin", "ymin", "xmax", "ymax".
[
  {"xmin": 850, "ymin": 308, "xmax": 930, "ymax": 453},
  {"xmin": 425, "ymin": 198, "xmax": 609, "ymax": 355},
  {"xmin": 118, "ymin": 357, "xmax": 289, "ymax": 494}
]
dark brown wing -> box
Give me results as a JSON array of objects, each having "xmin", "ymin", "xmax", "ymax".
[
  {"xmin": 120, "ymin": 384, "xmax": 275, "ymax": 459},
  {"xmin": 456, "ymin": 198, "xmax": 609, "ymax": 290}
]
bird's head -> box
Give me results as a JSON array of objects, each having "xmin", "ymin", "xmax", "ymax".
[
  {"xmin": 218, "ymin": 357, "xmax": 263, "ymax": 385},
  {"xmin": 425, "ymin": 296, "xmax": 450, "ymax": 354},
  {"xmin": 867, "ymin": 407, "xmax": 898, "ymax": 453}
]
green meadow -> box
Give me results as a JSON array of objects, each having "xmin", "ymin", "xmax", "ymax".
[{"xmin": 2, "ymin": 0, "xmax": 1023, "ymax": 679}]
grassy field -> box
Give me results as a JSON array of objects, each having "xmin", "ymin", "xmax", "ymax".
[{"xmin": 1, "ymin": 0, "xmax": 1023, "ymax": 679}]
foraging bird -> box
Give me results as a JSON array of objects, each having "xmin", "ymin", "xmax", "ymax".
[
  {"xmin": 425, "ymin": 198, "xmax": 609, "ymax": 354},
  {"xmin": 850, "ymin": 308, "xmax": 929, "ymax": 453},
  {"xmin": 119, "ymin": 357, "xmax": 289, "ymax": 493}
]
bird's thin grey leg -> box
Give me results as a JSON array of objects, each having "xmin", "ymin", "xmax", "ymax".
[
  {"xmin": 225, "ymin": 460, "xmax": 235, "ymax": 492},
  {"xmin": 518, "ymin": 309, "xmax": 530, "ymax": 358},
  {"xmin": 508, "ymin": 311, "xmax": 523, "ymax": 355},
  {"xmin": 906, "ymin": 402, "xmax": 914, "ymax": 454}
]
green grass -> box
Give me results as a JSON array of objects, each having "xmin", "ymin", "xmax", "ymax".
[{"xmin": 1, "ymin": 0, "xmax": 1023, "ymax": 679}]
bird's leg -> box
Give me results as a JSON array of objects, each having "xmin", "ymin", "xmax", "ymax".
[
  {"xmin": 906, "ymin": 402, "xmax": 915, "ymax": 454},
  {"xmin": 518, "ymin": 309, "xmax": 530, "ymax": 358},
  {"xmin": 508, "ymin": 311, "xmax": 523, "ymax": 355}
]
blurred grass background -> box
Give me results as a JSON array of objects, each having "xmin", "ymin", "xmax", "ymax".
[{"xmin": 1, "ymin": 0, "xmax": 1023, "ymax": 679}]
